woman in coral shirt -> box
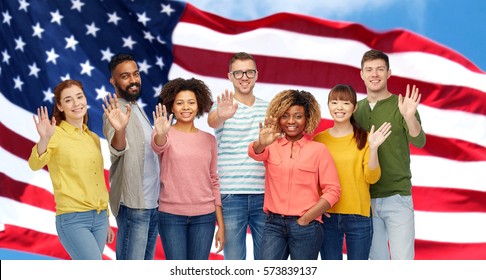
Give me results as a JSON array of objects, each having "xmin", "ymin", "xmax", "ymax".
[{"xmin": 248, "ymin": 89, "xmax": 341, "ymax": 260}]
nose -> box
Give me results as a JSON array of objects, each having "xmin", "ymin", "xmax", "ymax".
[{"xmin": 128, "ymin": 74, "xmax": 136, "ymax": 83}]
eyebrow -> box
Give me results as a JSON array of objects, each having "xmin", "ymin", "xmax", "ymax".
[
  {"xmin": 175, "ymin": 98, "xmax": 197, "ymax": 101},
  {"xmin": 364, "ymin": 66, "xmax": 386, "ymax": 69},
  {"xmin": 62, "ymin": 92, "xmax": 83, "ymax": 101},
  {"xmin": 119, "ymin": 70, "xmax": 139, "ymax": 76}
]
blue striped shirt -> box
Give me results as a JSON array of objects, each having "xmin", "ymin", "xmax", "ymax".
[{"xmin": 212, "ymin": 98, "xmax": 268, "ymax": 193}]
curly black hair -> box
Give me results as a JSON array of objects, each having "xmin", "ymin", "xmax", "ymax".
[{"xmin": 158, "ymin": 77, "xmax": 213, "ymax": 118}]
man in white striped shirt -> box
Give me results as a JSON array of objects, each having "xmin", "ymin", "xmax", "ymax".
[{"xmin": 208, "ymin": 52, "xmax": 268, "ymax": 260}]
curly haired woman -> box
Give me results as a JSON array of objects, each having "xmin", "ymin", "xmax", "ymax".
[{"xmin": 248, "ymin": 89, "xmax": 341, "ymax": 260}]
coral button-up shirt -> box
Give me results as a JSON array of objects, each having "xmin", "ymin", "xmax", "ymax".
[{"xmin": 248, "ymin": 136, "xmax": 341, "ymax": 223}]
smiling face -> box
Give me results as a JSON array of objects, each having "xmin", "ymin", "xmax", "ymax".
[
  {"xmin": 110, "ymin": 60, "xmax": 142, "ymax": 101},
  {"xmin": 228, "ymin": 59, "xmax": 258, "ymax": 96},
  {"xmin": 328, "ymin": 99, "xmax": 356, "ymax": 124},
  {"xmin": 360, "ymin": 58, "xmax": 391, "ymax": 94},
  {"xmin": 279, "ymin": 105, "xmax": 306, "ymax": 142},
  {"xmin": 172, "ymin": 90, "xmax": 198, "ymax": 124},
  {"xmin": 57, "ymin": 85, "xmax": 87, "ymax": 125},
  {"xmin": 327, "ymin": 85, "xmax": 358, "ymax": 124}
]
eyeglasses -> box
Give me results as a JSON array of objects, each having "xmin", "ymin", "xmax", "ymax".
[{"xmin": 230, "ymin": 69, "xmax": 257, "ymax": 79}]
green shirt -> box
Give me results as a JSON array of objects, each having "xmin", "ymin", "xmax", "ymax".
[{"xmin": 354, "ymin": 94, "xmax": 426, "ymax": 198}]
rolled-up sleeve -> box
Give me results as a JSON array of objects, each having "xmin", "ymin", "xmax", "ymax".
[
  {"xmin": 103, "ymin": 114, "xmax": 129, "ymax": 157},
  {"xmin": 248, "ymin": 141, "xmax": 269, "ymax": 161}
]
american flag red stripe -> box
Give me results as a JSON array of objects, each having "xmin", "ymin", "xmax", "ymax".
[
  {"xmin": 173, "ymin": 3, "xmax": 486, "ymax": 260},
  {"xmin": 1, "ymin": 1, "xmax": 485, "ymax": 260}
]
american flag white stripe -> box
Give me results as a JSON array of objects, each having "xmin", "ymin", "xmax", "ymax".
[
  {"xmin": 1, "ymin": 0, "xmax": 485, "ymax": 260},
  {"xmin": 173, "ymin": 22, "xmax": 486, "ymax": 91}
]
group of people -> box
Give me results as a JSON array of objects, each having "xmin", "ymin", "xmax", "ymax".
[{"xmin": 28, "ymin": 49, "xmax": 425, "ymax": 260}]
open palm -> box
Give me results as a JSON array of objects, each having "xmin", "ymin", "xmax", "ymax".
[
  {"xmin": 368, "ymin": 122, "xmax": 392, "ymax": 150},
  {"xmin": 259, "ymin": 117, "xmax": 280, "ymax": 146},
  {"xmin": 153, "ymin": 103, "xmax": 173, "ymax": 137},
  {"xmin": 216, "ymin": 90, "xmax": 238, "ymax": 120},
  {"xmin": 398, "ymin": 84, "xmax": 421, "ymax": 119},
  {"xmin": 33, "ymin": 106, "xmax": 56, "ymax": 140},
  {"xmin": 103, "ymin": 93, "xmax": 131, "ymax": 131}
]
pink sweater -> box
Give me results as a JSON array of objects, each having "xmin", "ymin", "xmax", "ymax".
[{"xmin": 151, "ymin": 127, "xmax": 221, "ymax": 216}]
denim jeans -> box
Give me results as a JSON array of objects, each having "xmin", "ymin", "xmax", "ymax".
[
  {"xmin": 158, "ymin": 211, "xmax": 216, "ymax": 260},
  {"xmin": 320, "ymin": 213, "xmax": 372, "ymax": 260},
  {"xmin": 221, "ymin": 194, "xmax": 265, "ymax": 260},
  {"xmin": 369, "ymin": 194, "xmax": 415, "ymax": 260},
  {"xmin": 260, "ymin": 213, "xmax": 323, "ymax": 260},
  {"xmin": 115, "ymin": 205, "xmax": 159, "ymax": 260},
  {"xmin": 56, "ymin": 210, "xmax": 108, "ymax": 260}
]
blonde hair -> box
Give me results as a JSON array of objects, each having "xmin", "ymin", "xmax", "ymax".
[{"xmin": 266, "ymin": 89, "xmax": 321, "ymax": 134}]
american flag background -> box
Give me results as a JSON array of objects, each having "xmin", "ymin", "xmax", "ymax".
[{"xmin": 1, "ymin": 0, "xmax": 485, "ymax": 260}]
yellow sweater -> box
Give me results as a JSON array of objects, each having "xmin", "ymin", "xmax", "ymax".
[
  {"xmin": 28, "ymin": 121, "xmax": 109, "ymax": 216},
  {"xmin": 313, "ymin": 130, "xmax": 380, "ymax": 217}
]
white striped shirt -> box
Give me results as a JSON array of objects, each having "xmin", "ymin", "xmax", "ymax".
[{"xmin": 212, "ymin": 97, "xmax": 268, "ymax": 193}]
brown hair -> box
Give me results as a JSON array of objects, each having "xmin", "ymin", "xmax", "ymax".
[
  {"xmin": 361, "ymin": 49, "xmax": 390, "ymax": 70},
  {"xmin": 267, "ymin": 89, "xmax": 321, "ymax": 134},
  {"xmin": 228, "ymin": 52, "xmax": 257, "ymax": 72},
  {"xmin": 52, "ymin": 80, "xmax": 88, "ymax": 126},
  {"xmin": 328, "ymin": 84, "xmax": 368, "ymax": 150}
]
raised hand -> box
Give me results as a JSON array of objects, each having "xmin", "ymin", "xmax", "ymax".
[
  {"xmin": 33, "ymin": 106, "xmax": 56, "ymax": 140},
  {"xmin": 152, "ymin": 103, "xmax": 173, "ymax": 137},
  {"xmin": 102, "ymin": 93, "xmax": 131, "ymax": 131},
  {"xmin": 216, "ymin": 89, "xmax": 238, "ymax": 121},
  {"xmin": 258, "ymin": 116, "xmax": 281, "ymax": 147},
  {"xmin": 398, "ymin": 84, "xmax": 421, "ymax": 120},
  {"xmin": 368, "ymin": 122, "xmax": 392, "ymax": 150}
]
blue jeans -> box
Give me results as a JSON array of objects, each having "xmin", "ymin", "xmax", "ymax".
[
  {"xmin": 56, "ymin": 210, "xmax": 108, "ymax": 260},
  {"xmin": 369, "ymin": 194, "xmax": 415, "ymax": 260},
  {"xmin": 115, "ymin": 205, "xmax": 159, "ymax": 260},
  {"xmin": 260, "ymin": 213, "xmax": 323, "ymax": 260},
  {"xmin": 221, "ymin": 194, "xmax": 265, "ymax": 260},
  {"xmin": 158, "ymin": 211, "xmax": 216, "ymax": 260},
  {"xmin": 320, "ymin": 213, "xmax": 372, "ymax": 260}
]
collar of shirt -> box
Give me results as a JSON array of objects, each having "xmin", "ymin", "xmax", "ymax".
[
  {"xmin": 59, "ymin": 120, "xmax": 89, "ymax": 135},
  {"xmin": 118, "ymin": 96, "xmax": 152, "ymax": 127},
  {"xmin": 276, "ymin": 135, "xmax": 309, "ymax": 147}
]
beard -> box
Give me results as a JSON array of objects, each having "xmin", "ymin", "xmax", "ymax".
[{"xmin": 115, "ymin": 81, "xmax": 142, "ymax": 102}]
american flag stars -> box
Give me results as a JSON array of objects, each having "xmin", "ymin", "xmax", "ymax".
[{"xmin": 1, "ymin": 0, "xmax": 181, "ymax": 136}]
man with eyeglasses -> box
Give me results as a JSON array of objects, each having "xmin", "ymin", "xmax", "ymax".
[{"xmin": 208, "ymin": 52, "xmax": 268, "ymax": 260}]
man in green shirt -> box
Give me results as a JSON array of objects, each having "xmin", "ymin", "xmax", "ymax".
[{"xmin": 354, "ymin": 49, "xmax": 426, "ymax": 260}]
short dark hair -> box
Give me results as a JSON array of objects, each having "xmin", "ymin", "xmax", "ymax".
[
  {"xmin": 109, "ymin": 53, "xmax": 136, "ymax": 74},
  {"xmin": 229, "ymin": 52, "xmax": 256, "ymax": 72},
  {"xmin": 361, "ymin": 49, "xmax": 390, "ymax": 70},
  {"xmin": 158, "ymin": 78, "xmax": 213, "ymax": 118}
]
